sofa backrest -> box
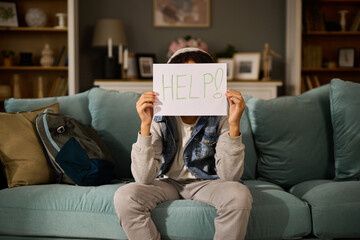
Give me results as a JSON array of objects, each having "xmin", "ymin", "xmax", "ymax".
[{"xmin": 5, "ymin": 91, "xmax": 92, "ymax": 126}]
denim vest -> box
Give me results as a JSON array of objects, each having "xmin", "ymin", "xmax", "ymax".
[{"xmin": 154, "ymin": 116, "xmax": 222, "ymax": 179}]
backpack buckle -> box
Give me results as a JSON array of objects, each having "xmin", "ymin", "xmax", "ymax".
[{"xmin": 57, "ymin": 126, "xmax": 65, "ymax": 134}]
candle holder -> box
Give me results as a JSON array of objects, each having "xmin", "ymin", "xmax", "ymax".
[{"xmin": 55, "ymin": 13, "xmax": 67, "ymax": 28}]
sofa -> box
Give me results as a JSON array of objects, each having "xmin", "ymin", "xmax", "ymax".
[{"xmin": 0, "ymin": 78, "xmax": 359, "ymax": 240}]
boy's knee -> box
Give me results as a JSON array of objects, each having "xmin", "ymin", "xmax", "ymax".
[
  {"xmin": 114, "ymin": 183, "xmax": 143, "ymax": 217},
  {"xmin": 218, "ymin": 182, "xmax": 253, "ymax": 210}
]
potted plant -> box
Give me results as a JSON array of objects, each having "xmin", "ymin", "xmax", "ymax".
[{"xmin": 1, "ymin": 50, "xmax": 15, "ymax": 66}]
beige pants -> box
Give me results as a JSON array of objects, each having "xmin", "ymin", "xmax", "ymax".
[{"xmin": 114, "ymin": 178, "xmax": 252, "ymax": 240}]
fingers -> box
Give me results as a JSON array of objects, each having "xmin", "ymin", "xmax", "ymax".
[
  {"xmin": 136, "ymin": 91, "xmax": 158, "ymax": 108},
  {"xmin": 225, "ymin": 89, "xmax": 245, "ymax": 106}
]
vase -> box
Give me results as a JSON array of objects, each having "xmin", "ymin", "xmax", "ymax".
[
  {"xmin": 40, "ymin": 44, "xmax": 54, "ymax": 67},
  {"xmin": 25, "ymin": 8, "xmax": 47, "ymax": 27}
]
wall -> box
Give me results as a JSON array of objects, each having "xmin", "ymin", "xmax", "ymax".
[{"xmin": 78, "ymin": 0, "xmax": 286, "ymax": 92}]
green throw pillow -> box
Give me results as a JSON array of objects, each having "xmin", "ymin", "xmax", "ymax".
[
  {"xmin": 330, "ymin": 79, "xmax": 360, "ymax": 181},
  {"xmin": 247, "ymin": 85, "xmax": 334, "ymax": 189}
]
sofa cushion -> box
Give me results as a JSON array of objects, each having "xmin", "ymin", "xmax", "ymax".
[
  {"xmin": 247, "ymin": 85, "xmax": 334, "ymax": 189},
  {"xmin": 88, "ymin": 88, "xmax": 141, "ymax": 179},
  {"xmin": 0, "ymin": 104, "xmax": 58, "ymax": 188},
  {"xmin": 4, "ymin": 90, "xmax": 91, "ymax": 126},
  {"xmin": 330, "ymin": 79, "xmax": 360, "ymax": 181},
  {"xmin": 290, "ymin": 180, "xmax": 360, "ymax": 239},
  {"xmin": 244, "ymin": 180, "xmax": 311, "ymax": 239}
]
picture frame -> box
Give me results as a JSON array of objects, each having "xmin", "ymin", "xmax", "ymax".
[
  {"xmin": 338, "ymin": 48, "xmax": 355, "ymax": 68},
  {"xmin": 136, "ymin": 54, "xmax": 156, "ymax": 79},
  {"xmin": 0, "ymin": 1, "xmax": 18, "ymax": 27},
  {"xmin": 233, "ymin": 53, "xmax": 261, "ymax": 80},
  {"xmin": 153, "ymin": 0, "xmax": 210, "ymax": 28},
  {"xmin": 217, "ymin": 58, "xmax": 234, "ymax": 80}
]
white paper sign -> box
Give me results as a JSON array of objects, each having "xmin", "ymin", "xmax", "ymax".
[{"xmin": 153, "ymin": 63, "xmax": 227, "ymax": 116}]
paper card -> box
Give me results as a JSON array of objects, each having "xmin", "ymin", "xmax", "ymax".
[{"xmin": 153, "ymin": 63, "xmax": 227, "ymax": 116}]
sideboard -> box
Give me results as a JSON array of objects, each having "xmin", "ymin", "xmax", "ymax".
[{"xmin": 94, "ymin": 80, "xmax": 282, "ymax": 100}]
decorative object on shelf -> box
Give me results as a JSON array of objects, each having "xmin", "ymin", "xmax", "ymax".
[
  {"xmin": 154, "ymin": 0, "xmax": 210, "ymax": 27},
  {"xmin": 338, "ymin": 48, "xmax": 355, "ymax": 68},
  {"xmin": 215, "ymin": 44, "xmax": 236, "ymax": 59},
  {"xmin": 25, "ymin": 8, "xmax": 47, "ymax": 27},
  {"xmin": 92, "ymin": 19, "xmax": 127, "ymax": 79},
  {"xmin": 217, "ymin": 58, "xmax": 234, "ymax": 80},
  {"xmin": 233, "ymin": 52, "xmax": 261, "ymax": 80},
  {"xmin": 12, "ymin": 74, "xmax": 21, "ymax": 98},
  {"xmin": 0, "ymin": 1, "xmax": 18, "ymax": 27},
  {"xmin": 262, "ymin": 43, "xmax": 282, "ymax": 81},
  {"xmin": 126, "ymin": 52, "xmax": 137, "ymax": 79},
  {"xmin": 1, "ymin": 50, "xmax": 15, "ymax": 66},
  {"xmin": 339, "ymin": 10, "xmax": 348, "ymax": 32},
  {"xmin": 0, "ymin": 85, "xmax": 11, "ymax": 99},
  {"xmin": 168, "ymin": 35, "xmax": 208, "ymax": 58},
  {"xmin": 40, "ymin": 44, "xmax": 54, "ymax": 67},
  {"xmin": 55, "ymin": 13, "xmax": 67, "ymax": 28},
  {"xmin": 19, "ymin": 52, "xmax": 33, "ymax": 66},
  {"xmin": 136, "ymin": 53, "xmax": 156, "ymax": 79}
]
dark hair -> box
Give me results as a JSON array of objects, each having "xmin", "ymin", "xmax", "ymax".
[{"xmin": 168, "ymin": 50, "xmax": 215, "ymax": 64}]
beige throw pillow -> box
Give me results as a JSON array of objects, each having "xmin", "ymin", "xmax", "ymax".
[{"xmin": 0, "ymin": 103, "xmax": 59, "ymax": 188}]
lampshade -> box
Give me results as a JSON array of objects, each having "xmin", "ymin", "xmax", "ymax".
[{"xmin": 92, "ymin": 19, "xmax": 127, "ymax": 46}]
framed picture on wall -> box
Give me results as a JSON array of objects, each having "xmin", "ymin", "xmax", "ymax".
[
  {"xmin": 153, "ymin": 0, "xmax": 210, "ymax": 27},
  {"xmin": 136, "ymin": 53, "xmax": 156, "ymax": 79},
  {"xmin": 338, "ymin": 48, "xmax": 355, "ymax": 68},
  {"xmin": 233, "ymin": 53, "xmax": 261, "ymax": 80},
  {"xmin": 217, "ymin": 58, "xmax": 234, "ymax": 80},
  {"xmin": 0, "ymin": 1, "xmax": 18, "ymax": 27}
]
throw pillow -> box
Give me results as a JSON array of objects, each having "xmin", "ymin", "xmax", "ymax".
[
  {"xmin": 0, "ymin": 103, "xmax": 59, "ymax": 188},
  {"xmin": 330, "ymin": 79, "xmax": 360, "ymax": 181},
  {"xmin": 247, "ymin": 85, "xmax": 334, "ymax": 189}
]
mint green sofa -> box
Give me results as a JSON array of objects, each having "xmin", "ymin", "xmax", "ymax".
[{"xmin": 0, "ymin": 79, "xmax": 359, "ymax": 240}]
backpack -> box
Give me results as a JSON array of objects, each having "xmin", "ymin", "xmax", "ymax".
[{"xmin": 35, "ymin": 110, "xmax": 114, "ymax": 186}]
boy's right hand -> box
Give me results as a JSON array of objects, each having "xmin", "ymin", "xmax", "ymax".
[{"xmin": 136, "ymin": 91, "xmax": 158, "ymax": 136}]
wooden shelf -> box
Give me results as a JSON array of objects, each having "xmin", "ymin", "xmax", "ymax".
[
  {"xmin": 304, "ymin": 31, "xmax": 360, "ymax": 36},
  {"xmin": 302, "ymin": 67, "xmax": 360, "ymax": 72},
  {"xmin": 0, "ymin": 66, "xmax": 68, "ymax": 71},
  {"xmin": 0, "ymin": 27, "xmax": 67, "ymax": 32}
]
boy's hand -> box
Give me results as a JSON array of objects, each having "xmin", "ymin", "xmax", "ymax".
[
  {"xmin": 136, "ymin": 91, "xmax": 158, "ymax": 136},
  {"xmin": 225, "ymin": 89, "xmax": 246, "ymax": 137}
]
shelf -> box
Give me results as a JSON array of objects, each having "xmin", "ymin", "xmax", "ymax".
[
  {"xmin": 0, "ymin": 66, "xmax": 68, "ymax": 71},
  {"xmin": 0, "ymin": 27, "xmax": 67, "ymax": 32},
  {"xmin": 302, "ymin": 68, "xmax": 360, "ymax": 72},
  {"xmin": 303, "ymin": 31, "xmax": 360, "ymax": 36}
]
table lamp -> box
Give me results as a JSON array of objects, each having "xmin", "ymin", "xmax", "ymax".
[{"xmin": 92, "ymin": 19, "xmax": 127, "ymax": 79}]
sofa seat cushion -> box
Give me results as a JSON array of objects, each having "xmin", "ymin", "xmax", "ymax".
[
  {"xmin": 244, "ymin": 180, "xmax": 311, "ymax": 240},
  {"xmin": 247, "ymin": 85, "xmax": 334, "ymax": 189},
  {"xmin": 290, "ymin": 180, "xmax": 360, "ymax": 239},
  {"xmin": 4, "ymin": 90, "xmax": 92, "ymax": 126}
]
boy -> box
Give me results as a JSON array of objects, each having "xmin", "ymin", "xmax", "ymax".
[{"xmin": 114, "ymin": 47, "xmax": 252, "ymax": 240}]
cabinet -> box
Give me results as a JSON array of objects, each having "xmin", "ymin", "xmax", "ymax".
[
  {"xmin": 301, "ymin": 0, "xmax": 360, "ymax": 92},
  {"xmin": 0, "ymin": 0, "xmax": 78, "ymax": 111},
  {"xmin": 94, "ymin": 80, "xmax": 283, "ymax": 100}
]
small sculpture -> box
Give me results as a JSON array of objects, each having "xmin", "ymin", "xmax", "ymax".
[
  {"xmin": 262, "ymin": 43, "xmax": 282, "ymax": 81},
  {"xmin": 339, "ymin": 10, "xmax": 348, "ymax": 31},
  {"xmin": 40, "ymin": 44, "xmax": 54, "ymax": 67}
]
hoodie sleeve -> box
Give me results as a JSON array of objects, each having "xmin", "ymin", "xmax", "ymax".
[
  {"xmin": 215, "ymin": 116, "xmax": 245, "ymax": 181},
  {"xmin": 131, "ymin": 121, "xmax": 163, "ymax": 184}
]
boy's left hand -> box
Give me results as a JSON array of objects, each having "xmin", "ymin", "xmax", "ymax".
[{"xmin": 225, "ymin": 89, "xmax": 246, "ymax": 137}]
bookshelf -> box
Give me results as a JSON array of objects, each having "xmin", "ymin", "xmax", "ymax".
[
  {"xmin": 301, "ymin": 0, "xmax": 360, "ymax": 92},
  {"xmin": 0, "ymin": 0, "xmax": 78, "ymax": 111}
]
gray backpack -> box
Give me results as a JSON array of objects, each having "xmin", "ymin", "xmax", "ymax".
[{"xmin": 35, "ymin": 110, "xmax": 114, "ymax": 186}]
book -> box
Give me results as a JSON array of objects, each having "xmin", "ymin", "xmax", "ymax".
[
  {"xmin": 54, "ymin": 46, "xmax": 66, "ymax": 66},
  {"xmin": 350, "ymin": 10, "xmax": 360, "ymax": 32},
  {"xmin": 48, "ymin": 77, "xmax": 61, "ymax": 97},
  {"xmin": 305, "ymin": 75, "xmax": 313, "ymax": 90},
  {"xmin": 313, "ymin": 75, "xmax": 321, "ymax": 88}
]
